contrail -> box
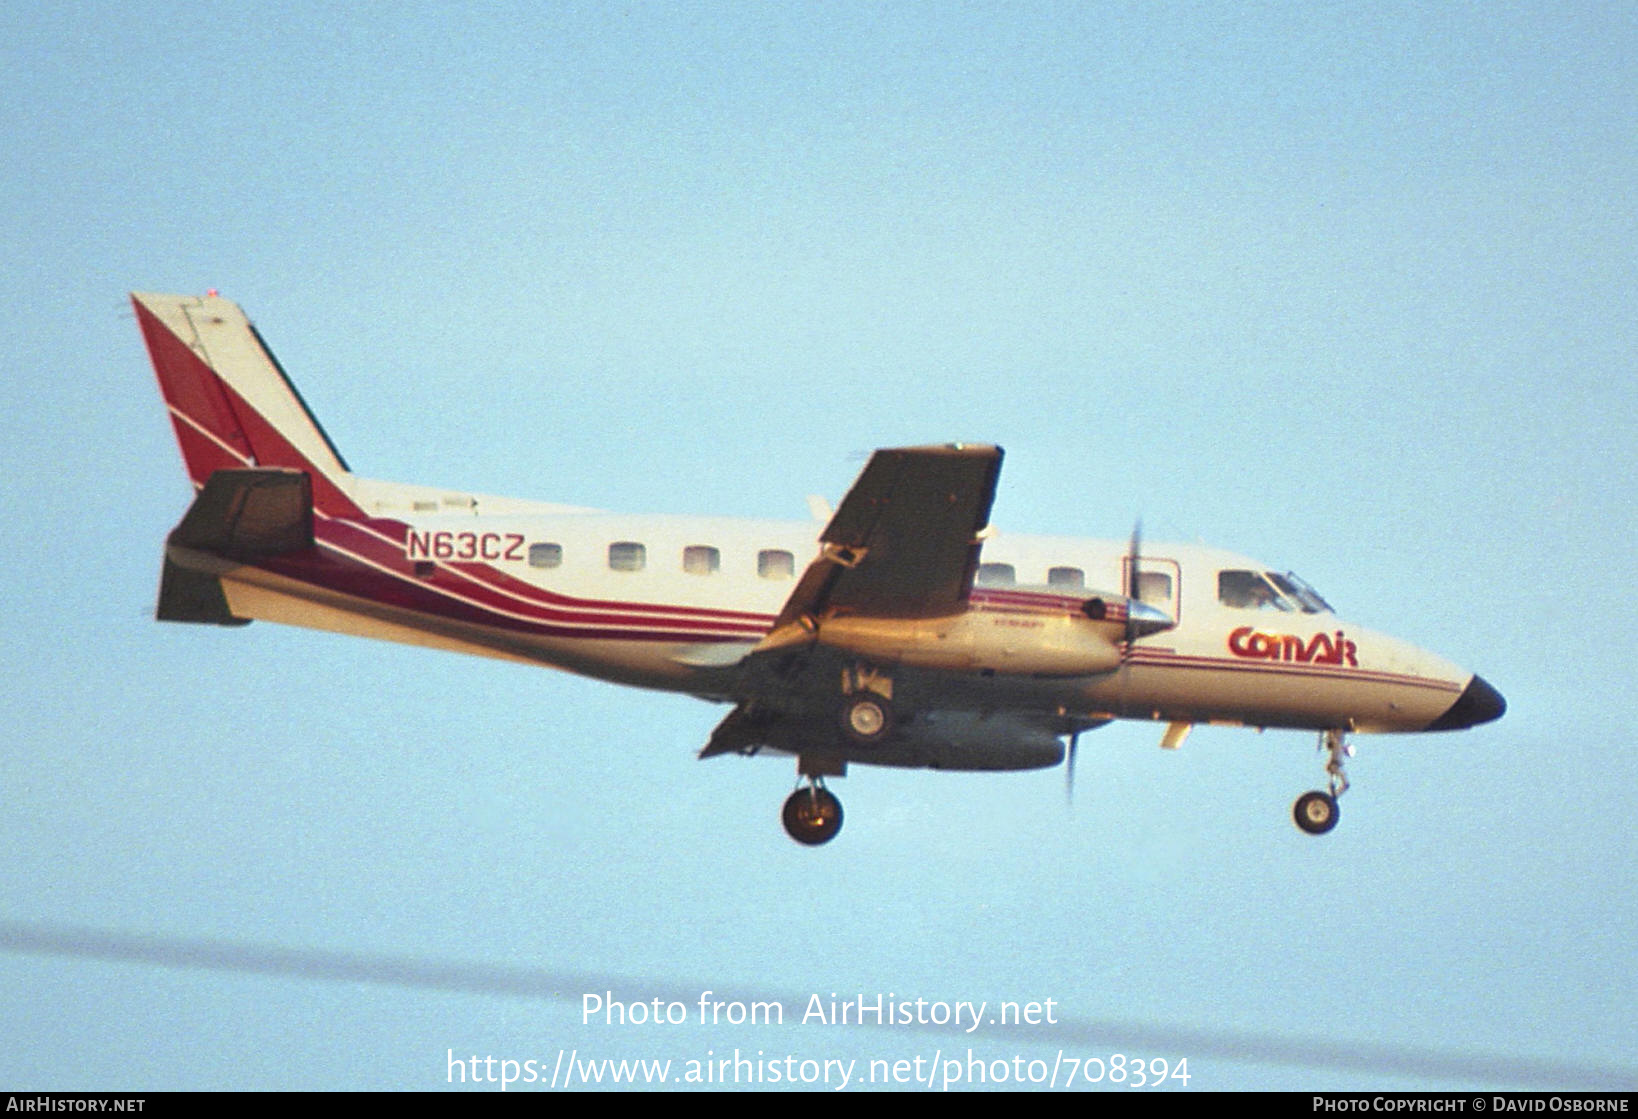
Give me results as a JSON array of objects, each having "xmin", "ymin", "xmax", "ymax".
[{"xmin": 2, "ymin": 921, "xmax": 1630, "ymax": 1089}]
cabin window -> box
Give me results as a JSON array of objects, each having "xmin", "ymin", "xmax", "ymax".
[
  {"xmin": 1048, "ymin": 566, "xmax": 1085, "ymax": 589},
  {"xmin": 608, "ymin": 541, "xmax": 646, "ymax": 572},
  {"xmin": 976, "ymin": 563, "xmax": 1016, "ymax": 586},
  {"xmin": 683, "ymin": 545, "xmax": 720, "ymax": 575},
  {"xmin": 758, "ymin": 549, "xmax": 795, "ymax": 579},
  {"xmin": 528, "ymin": 542, "xmax": 562, "ymax": 569}
]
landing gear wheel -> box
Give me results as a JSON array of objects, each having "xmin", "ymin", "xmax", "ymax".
[
  {"xmin": 839, "ymin": 693, "xmax": 894, "ymax": 746},
  {"xmin": 1293, "ymin": 790, "xmax": 1340, "ymax": 835},
  {"xmin": 782, "ymin": 787, "xmax": 844, "ymax": 846}
]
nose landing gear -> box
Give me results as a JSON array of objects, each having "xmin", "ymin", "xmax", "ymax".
[{"xmin": 1292, "ymin": 728, "xmax": 1352, "ymax": 835}]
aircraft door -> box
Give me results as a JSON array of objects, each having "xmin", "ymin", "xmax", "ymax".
[{"xmin": 1123, "ymin": 555, "xmax": 1181, "ymax": 625}]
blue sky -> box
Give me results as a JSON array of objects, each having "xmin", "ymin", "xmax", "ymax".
[{"xmin": 1, "ymin": 1, "xmax": 1634, "ymax": 1091}]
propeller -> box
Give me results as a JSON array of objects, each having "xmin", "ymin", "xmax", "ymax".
[
  {"xmin": 1116, "ymin": 518, "xmax": 1150, "ymax": 727},
  {"xmin": 1124, "ymin": 518, "xmax": 1144, "ymax": 650},
  {"xmin": 1069, "ymin": 520, "xmax": 1159, "ymax": 806}
]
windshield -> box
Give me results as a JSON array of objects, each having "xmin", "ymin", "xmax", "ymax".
[{"xmin": 1273, "ymin": 571, "xmax": 1333, "ymax": 614}]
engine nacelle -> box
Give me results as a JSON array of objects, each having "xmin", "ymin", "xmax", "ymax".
[{"xmin": 816, "ymin": 596, "xmax": 1134, "ymax": 677}]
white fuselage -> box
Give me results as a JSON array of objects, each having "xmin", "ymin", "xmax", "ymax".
[{"xmin": 213, "ymin": 477, "xmax": 1470, "ymax": 738}]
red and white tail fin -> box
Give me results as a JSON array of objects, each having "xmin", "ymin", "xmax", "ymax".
[{"xmin": 132, "ymin": 292, "xmax": 359, "ymax": 517}]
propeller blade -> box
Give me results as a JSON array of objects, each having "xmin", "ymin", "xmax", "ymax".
[
  {"xmin": 1065, "ymin": 731, "xmax": 1079, "ymax": 806},
  {"xmin": 1124, "ymin": 518, "xmax": 1144, "ymax": 649},
  {"xmin": 1127, "ymin": 519, "xmax": 1143, "ymax": 601}
]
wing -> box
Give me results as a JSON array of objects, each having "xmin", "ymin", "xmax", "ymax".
[
  {"xmin": 771, "ymin": 443, "xmax": 1002, "ymax": 629},
  {"xmin": 701, "ymin": 443, "xmax": 1024, "ymax": 767}
]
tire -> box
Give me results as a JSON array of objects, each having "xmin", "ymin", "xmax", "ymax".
[
  {"xmin": 1292, "ymin": 790, "xmax": 1340, "ymax": 835},
  {"xmin": 782, "ymin": 788, "xmax": 844, "ymax": 845},
  {"xmin": 839, "ymin": 693, "xmax": 894, "ymax": 746}
]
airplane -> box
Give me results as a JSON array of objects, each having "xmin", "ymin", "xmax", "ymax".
[{"xmin": 132, "ymin": 291, "xmax": 1505, "ymax": 846}]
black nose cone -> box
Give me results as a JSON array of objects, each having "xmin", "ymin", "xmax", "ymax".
[{"xmin": 1427, "ymin": 675, "xmax": 1506, "ymax": 731}]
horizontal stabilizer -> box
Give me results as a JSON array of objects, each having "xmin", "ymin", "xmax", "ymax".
[
  {"xmin": 168, "ymin": 469, "xmax": 314, "ymax": 559},
  {"xmin": 157, "ymin": 469, "xmax": 315, "ymax": 625},
  {"xmin": 156, "ymin": 561, "xmax": 251, "ymax": 626}
]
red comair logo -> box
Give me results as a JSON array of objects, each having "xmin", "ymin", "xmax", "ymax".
[{"xmin": 1228, "ymin": 627, "xmax": 1358, "ymax": 667}]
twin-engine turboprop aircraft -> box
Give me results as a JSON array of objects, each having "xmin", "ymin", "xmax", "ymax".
[{"xmin": 133, "ymin": 291, "xmax": 1505, "ymax": 846}]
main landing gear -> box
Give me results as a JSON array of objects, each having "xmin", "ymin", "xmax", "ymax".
[
  {"xmin": 782, "ymin": 781, "xmax": 843, "ymax": 846},
  {"xmin": 1293, "ymin": 728, "xmax": 1352, "ymax": 835},
  {"xmin": 839, "ymin": 691, "xmax": 894, "ymax": 745},
  {"xmin": 781, "ymin": 666, "xmax": 890, "ymax": 845},
  {"xmin": 837, "ymin": 664, "xmax": 896, "ymax": 748}
]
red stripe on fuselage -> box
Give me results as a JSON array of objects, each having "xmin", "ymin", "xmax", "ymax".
[
  {"xmin": 320, "ymin": 517, "xmax": 775, "ymax": 631},
  {"xmin": 346, "ymin": 518, "xmax": 776, "ymax": 623},
  {"xmin": 257, "ymin": 539, "xmax": 767, "ymax": 643}
]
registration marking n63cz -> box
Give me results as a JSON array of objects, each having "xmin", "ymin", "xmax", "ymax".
[{"xmin": 404, "ymin": 530, "xmax": 526, "ymax": 563}]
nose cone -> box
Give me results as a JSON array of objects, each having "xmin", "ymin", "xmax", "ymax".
[{"xmin": 1426, "ymin": 675, "xmax": 1506, "ymax": 731}]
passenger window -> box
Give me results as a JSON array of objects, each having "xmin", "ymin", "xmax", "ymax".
[
  {"xmin": 683, "ymin": 545, "xmax": 720, "ymax": 575},
  {"xmin": 608, "ymin": 542, "xmax": 646, "ymax": 572},
  {"xmin": 758, "ymin": 549, "xmax": 795, "ymax": 579},
  {"xmin": 528, "ymin": 542, "xmax": 562, "ymax": 569},
  {"xmin": 1048, "ymin": 566, "xmax": 1085, "ymax": 589},
  {"xmin": 977, "ymin": 563, "xmax": 1016, "ymax": 586}
]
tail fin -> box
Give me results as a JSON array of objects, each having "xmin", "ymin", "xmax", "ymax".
[{"xmin": 132, "ymin": 292, "xmax": 358, "ymax": 517}]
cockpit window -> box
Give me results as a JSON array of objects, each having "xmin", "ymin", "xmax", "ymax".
[
  {"xmin": 1271, "ymin": 571, "xmax": 1333, "ymax": 614},
  {"xmin": 1219, "ymin": 570, "xmax": 1333, "ymax": 613}
]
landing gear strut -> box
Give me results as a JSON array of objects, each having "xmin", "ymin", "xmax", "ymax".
[
  {"xmin": 782, "ymin": 781, "xmax": 843, "ymax": 846},
  {"xmin": 1292, "ymin": 728, "xmax": 1352, "ymax": 835}
]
